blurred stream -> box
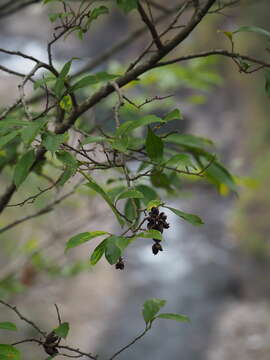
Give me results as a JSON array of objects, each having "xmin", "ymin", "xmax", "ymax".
[{"xmin": 97, "ymin": 191, "xmax": 240, "ymax": 360}]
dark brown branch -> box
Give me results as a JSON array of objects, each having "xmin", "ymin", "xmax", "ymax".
[
  {"xmin": 155, "ymin": 49, "xmax": 270, "ymax": 69},
  {"xmin": 0, "ymin": 0, "xmax": 217, "ymax": 212},
  {"xmin": 137, "ymin": 1, "xmax": 163, "ymax": 50}
]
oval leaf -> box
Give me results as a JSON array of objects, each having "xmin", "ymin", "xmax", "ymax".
[
  {"xmin": 165, "ymin": 206, "xmax": 204, "ymax": 226},
  {"xmin": 137, "ymin": 229, "xmax": 162, "ymax": 241},
  {"xmin": 146, "ymin": 127, "xmax": 164, "ymax": 162},
  {"xmin": 116, "ymin": 189, "xmax": 144, "ymax": 203},
  {"xmin": 0, "ymin": 344, "xmax": 21, "ymax": 360},
  {"xmin": 66, "ymin": 231, "xmax": 108, "ymax": 251},
  {"xmin": 142, "ymin": 298, "xmax": 166, "ymax": 324},
  {"xmin": 0, "ymin": 322, "xmax": 17, "ymax": 331},
  {"xmin": 146, "ymin": 199, "xmax": 163, "ymax": 211},
  {"xmin": 90, "ymin": 238, "xmax": 108, "ymax": 265},
  {"xmin": 54, "ymin": 322, "xmax": 69, "ymax": 339},
  {"xmin": 105, "ymin": 236, "xmax": 122, "ymax": 265},
  {"xmin": 157, "ymin": 313, "xmax": 190, "ymax": 322},
  {"xmin": 13, "ymin": 149, "xmax": 35, "ymax": 188}
]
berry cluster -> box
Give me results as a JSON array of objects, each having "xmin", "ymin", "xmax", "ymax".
[
  {"xmin": 43, "ymin": 331, "xmax": 60, "ymax": 356},
  {"xmin": 146, "ymin": 207, "xmax": 169, "ymax": 255},
  {"xmin": 115, "ymin": 256, "xmax": 125, "ymax": 270}
]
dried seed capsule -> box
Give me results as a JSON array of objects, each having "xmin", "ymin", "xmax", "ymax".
[
  {"xmin": 43, "ymin": 345, "xmax": 59, "ymax": 356},
  {"xmin": 115, "ymin": 257, "xmax": 125, "ymax": 270},
  {"xmin": 152, "ymin": 242, "xmax": 163, "ymax": 255},
  {"xmin": 149, "ymin": 207, "xmax": 159, "ymax": 216}
]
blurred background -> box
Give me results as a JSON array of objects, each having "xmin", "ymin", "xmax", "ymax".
[{"xmin": 0, "ymin": 1, "xmax": 270, "ymax": 359}]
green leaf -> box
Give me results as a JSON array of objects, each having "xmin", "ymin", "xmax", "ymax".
[
  {"xmin": 202, "ymin": 158, "xmax": 237, "ymax": 192},
  {"xmin": 13, "ymin": 149, "xmax": 35, "ymax": 188},
  {"xmin": 42, "ymin": 132, "xmax": 68, "ymax": 153},
  {"xmin": 66, "ymin": 231, "xmax": 108, "ymax": 251},
  {"xmin": 135, "ymin": 185, "xmax": 158, "ymax": 206},
  {"xmin": 137, "ymin": 229, "xmax": 162, "ymax": 241},
  {"xmin": 116, "ymin": 0, "xmax": 138, "ymax": 13},
  {"xmin": 105, "ymin": 236, "xmax": 122, "ymax": 265},
  {"xmin": 87, "ymin": 6, "xmax": 109, "ymax": 23},
  {"xmin": 60, "ymin": 95, "xmax": 73, "ymax": 112},
  {"xmin": 115, "ymin": 189, "xmax": 144, "ymax": 203},
  {"xmin": 56, "ymin": 151, "xmax": 78, "ymax": 185},
  {"xmin": 0, "ymin": 131, "xmax": 20, "ymax": 149},
  {"xmin": 146, "ymin": 127, "xmax": 164, "ymax": 162},
  {"xmin": 0, "ymin": 344, "xmax": 21, "ymax": 360},
  {"xmin": 157, "ymin": 313, "xmax": 190, "ymax": 322},
  {"xmin": 110, "ymin": 136, "xmax": 129, "ymax": 153},
  {"xmin": 90, "ymin": 238, "xmax": 108, "ymax": 265},
  {"xmin": 146, "ymin": 199, "xmax": 163, "ymax": 211},
  {"xmin": 54, "ymin": 322, "xmax": 69, "ymax": 339},
  {"xmin": 165, "ymin": 133, "xmax": 213, "ymax": 149},
  {"xmin": 59, "ymin": 60, "xmax": 72, "ymax": 79},
  {"xmin": 165, "ymin": 154, "xmax": 195, "ymax": 169},
  {"xmin": 54, "ymin": 60, "xmax": 72, "ymax": 98},
  {"xmin": 70, "ymin": 72, "xmax": 118, "ymax": 92},
  {"xmin": 165, "ymin": 206, "xmax": 204, "ymax": 226},
  {"xmin": 124, "ymin": 198, "xmax": 140, "ymax": 222},
  {"xmin": 81, "ymin": 136, "xmax": 106, "ymax": 145},
  {"xmin": 21, "ymin": 118, "xmax": 47, "ymax": 146},
  {"xmin": 150, "ymin": 171, "xmax": 171, "ymax": 191},
  {"xmin": 0, "ymin": 322, "xmax": 17, "ymax": 331},
  {"xmin": 85, "ymin": 177, "xmax": 125, "ymax": 226},
  {"xmin": 164, "ymin": 109, "xmax": 183, "ymax": 122},
  {"xmin": 0, "ymin": 119, "xmax": 29, "ymax": 128},
  {"xmin": 43, "ymin": 0, "xmax": 59, "ymax": 4},
  {"xmin": 49, "ymin": 13, "xmax": 60, "ymax": 22},
  {"xmin": 142, "ymin": 298, "xmax": 166, "ymax": 324},
  {"xmin": 116, "ymin": 115, "xmax": 164, "ymax": 137},
  {"xmin": 234, "ymin": 26, "xmax": 270, "ymax": 38}
]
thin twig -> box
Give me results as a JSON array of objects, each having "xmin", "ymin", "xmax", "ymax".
[{"xmin": 0, "ymin": 299, "xmax": 47, "ymax": 338}]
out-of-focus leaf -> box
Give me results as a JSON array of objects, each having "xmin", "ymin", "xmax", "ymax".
[
  {"xmin": 146, "ymin": 199, "xmax": 163, "ymax": 211},
  {"xmin": 146, "ymin": 127, "xmax": 164, "ymax": 163},
  {"xmin": 42, "ymin": 132, "xmax": 68, "ymax": 153},
  {"xmin": 157, "ymin": 313, "xmax": 190, "ymax": 322},
  {"xmin": 164, "ymin": 109, "xmax": 183, "ymax": 122},
  {"xmin": 0, "ymin": 344, "xmax": 21, "ymax": 360},
  {"xmin": 115, "ymin": 189, "xmax": 144, "ymax": 203},
  {"xmin": 165, "ymin": 134, "xmax": 213, "ymax": 149},
  {"xmin": 116, "ymin": 115, "xmax": 164, "ymax": 137},
  {"xmin": 116, "ymin": 0, "xmax": 138, "ymax": 13},
  {"xmin": 0, "ymin": 131, "xmax": 20, "ymax": 149},
  {"xmin": 21, "ymin": 118, "xmax": 47, "ymax": 146},
  {"xmin": 137, "ymin": 229, "xmax": 162, "ymax": 241},
  {"xmin": 81, "ymin": 136, "xmax": 106, "ymax": 145},
  {"xmin": 0, "ymin": 322, "xmax": 17, "ymax": 331},
  {"xmin": 85, "ymin": 177, "xmax": 125, "ymax": 226},
  {"xmin": 233, "ymin": 25, "xmax": 270, "ymax": 38},
  {"xmin": 13, "ymin": 150, "xmax": 35, "ymax": 188},
  {"xmin": 135, "ymin": 185, "xmax": 158, "ymax": 206},
  {"xmin": 56, "ymin": 151, "xmax": 78, "ymax": 185},
  {"xmin": 70, "ymin": 72, "xmax": 118, "ymax": 92}
]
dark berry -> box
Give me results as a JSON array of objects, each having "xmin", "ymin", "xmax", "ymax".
[
  {"xmin": 152, "ymin": 242, "xmax": 163, "ymax": 255},
  {"xmin": 150, "ymin": 207, "xmax": 159, "ymax": 216},
  {"xmin": 115, "ymin": 257, "xmax": 125, "ymax": 270}
]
